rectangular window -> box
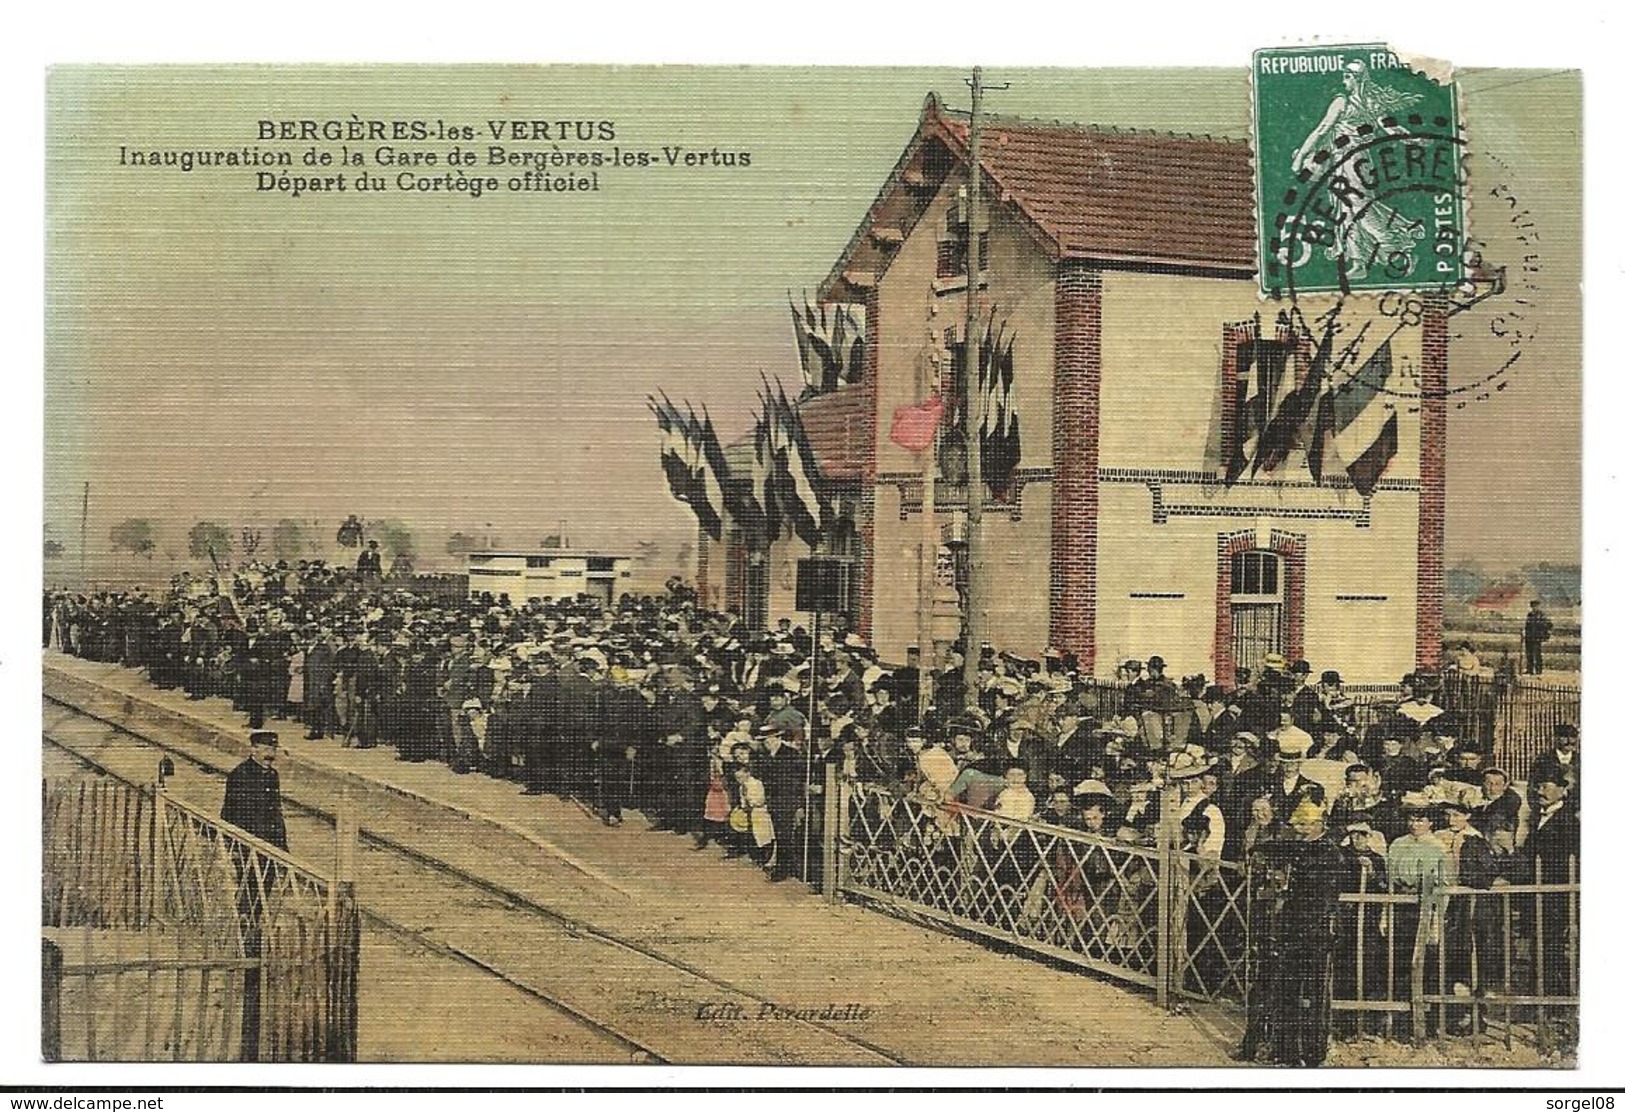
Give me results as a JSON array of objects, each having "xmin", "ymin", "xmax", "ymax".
[
  {"xmin": 586, "ymin": 557, "xmax": 616, "ymax": 572},
  {"xmin": 1222, "ymin": 328, "xmax": 1294, "ymax": 477},
  {"xmin": 935, "ymin": 232, "xmax": 989, "ymax": 279},
  {"xmin": 526, "ymin": 556, "xmax": 553, "ymax": 568}
]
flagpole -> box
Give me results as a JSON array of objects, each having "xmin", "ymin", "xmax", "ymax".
[{"xmin": 961, "ymin": 66, "xmax": 987, "ymax": 696}]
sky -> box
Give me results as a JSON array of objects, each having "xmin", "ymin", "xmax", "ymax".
[{"xmin": 44, "ymin": 64, "xmax": 1581, "ymax": 573}]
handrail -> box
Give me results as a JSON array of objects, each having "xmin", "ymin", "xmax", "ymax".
[{"xmin": 160, "ymin": 789, "xmax": 334, "ymax": 888}]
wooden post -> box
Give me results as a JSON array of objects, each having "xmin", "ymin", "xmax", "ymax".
[
  {"xmin": 1410, "ymin": 903, "xmax": 1429, "ymax": 1046},
  {"xmin": 821, "ymin": 761, "xmax": 841, "ymax": 904},
  {"xmin": 42, "ymin": 939, "xmax": 62, "ymax": 1062},
  {"xmin": 1156, "ymin": 782, "xmax": 1177, "ymax": 1010}
]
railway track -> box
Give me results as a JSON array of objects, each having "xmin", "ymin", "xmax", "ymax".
[{"xmin": 42, "ymin": 692, "xmax": 906, "ymax": 1066}]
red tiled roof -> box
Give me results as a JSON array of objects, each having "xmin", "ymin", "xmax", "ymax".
[
  {"xmin": 797, "ymin": 386, "xmax": 871, "ymax": 481},
  {"xmin": 822, "ymin": 96, "xmax": 1257, "ymax": 299},
  {"xmin": 936, "ymin": 112, "xmax": 1257, "ymax": 270}
]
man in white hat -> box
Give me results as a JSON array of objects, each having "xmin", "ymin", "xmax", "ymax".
[{"xmin": 1266, "ymin": 713, "xmax": 1324, "ymax": 822}]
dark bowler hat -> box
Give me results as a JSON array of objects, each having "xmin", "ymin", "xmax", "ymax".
[{"xmin": 248, "ymin": 730, "xmax": 279, "ymax": 748}]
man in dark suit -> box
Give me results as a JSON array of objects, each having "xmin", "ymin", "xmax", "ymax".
[
  {"xmin": 1523, "ymin": 600, "xmax": 1553, "ymax": 675},
  {"xmin": 302, "ymin": 633, "xmax": 337, "ymax": 741},
  {"xmin": 1474, "ymin": 767, "xmax": 1524, "ymax": 844},
  {"xmin": 1529, "ymin": 724, "xmax": 1580, "ymax": 813},
  {"xmin": 221, "ymin": 729, "xmax": 288, "ymax": 1062},
  {"xmin": 756, "ymin": 724, "xmax": 807, "ymax": 882},
  {"xmin": 222, "ymin": 730, "xmax": 289, "ymax": 850},
  {"xmin": 1527, "ymin": 771, "xmax": 1580, "ymax": 1000}
]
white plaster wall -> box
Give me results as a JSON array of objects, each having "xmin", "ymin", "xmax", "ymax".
[
  {"xmin": 1093, "ymin": 482, "xmax": 1420, "ymax": 685},
  {"xmin": 1098, "ymin": 272, "xmax": 1425, "ymax": 480}
]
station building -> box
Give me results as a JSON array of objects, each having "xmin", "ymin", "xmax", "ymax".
[
  {"xmin": 704, "ymin": 95, "xmax": 1447, "ymax": 686},
  {"xmin": 467, "ymin": 551, "xmax": 633, "ymax": 607}
]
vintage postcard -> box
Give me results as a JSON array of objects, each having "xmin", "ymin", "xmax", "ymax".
[{"xmin": 41, "ymin": 55, "xmax": 1580, "ymax": 1071}]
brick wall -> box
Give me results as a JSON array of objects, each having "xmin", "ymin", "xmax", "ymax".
[
  {"xmin": 1049, "ymin": 263, "xmax": 1102, "ymax": 669},
  {"xmin": 1212, "ymin": 529, "xmax": 1251, "ymax": 688},
  {"xmin": 1218, "ymin": 319, "xmax": 1255, "ymax": 471},
  {"xmin": 1273, "ymin": 528, "xmax": 1307, "ymax": 664},
  {"xmin": 1416, "ymin": 297, "xmax": 1448, "ymax": 671}
]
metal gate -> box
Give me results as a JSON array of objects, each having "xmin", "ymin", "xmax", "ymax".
[
  {"xmin": 832, "ymin": 779, "xmax": 1578, "ymax": 1051},
  {"xmin": 42, "ymin": 776, "xmax": 359, "ymax": 1062},
  {"xmin": 834, "ymin": 781, "xmax": 1248, "ymax": 1005}
]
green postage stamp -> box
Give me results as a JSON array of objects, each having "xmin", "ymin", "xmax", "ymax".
[{"xmin": 1253, "ymin": 45, "xmax": 1466, "ymax": 296}]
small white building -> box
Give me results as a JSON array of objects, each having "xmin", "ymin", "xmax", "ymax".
[{"xmin": 466, "ymin": 551, "xmax": 633, "ymax": 607}]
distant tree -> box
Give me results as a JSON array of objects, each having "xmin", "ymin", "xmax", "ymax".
[
  {"xmin": 270, "ymin": 518, "xmax": 307, "ymax": 562},
  {"xmin": 1445, "ymin": 561, "xmax": 1487, "ymax": 603},
  {"xmin": 336, "ymin": 514, "xmax": 365, "ymax": 549},
  {"xmin": 109, "ymin": 518, "xmax": 157, "ymax": 558},
  {"xmin": 43, "ymin": 538, "xmax": 64, "ymax": 559},
  {"xmin": 1524, "ymin": 562, "xmax": 1581, "ymax": 608},
  {"xmin": 446, "ymin": 531, "xmax": 480, "ymax": 558},
  {"xmin": 373, "ymin": 519, "xmax": 415, "ymax": 559},
  {"xmin": 540, "ymin": 534, "xmax": 563, "ymax": 549},
  {"xmin": 389, "ymin": 552, "xmax": 415, "ymax": 578},
  {"xmin": 240, "ymin": 527, "xmax": 263, "ymax": 559},
  {"xmin": 187, "ymin": 521, "xmax": 232, "ymax": 564},
  {"xmin": 676, "ymin": 539, "xmax": 694, "ymax": 571}
]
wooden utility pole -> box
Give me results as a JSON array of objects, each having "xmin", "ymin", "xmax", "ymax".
[
  {"xmin": 916, "ymin": 314, "xmax": 939, "ymax": 721},
  {"xmin": 79, "ymin": 481, "xmax": 89, "ymax": 588},
  {"xmin": 961, "ymin": 67, "xmax": 987, "ymax": 694}
]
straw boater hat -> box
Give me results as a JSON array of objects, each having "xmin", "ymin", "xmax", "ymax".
[
  {"xmin": 1166, "ymin": 745, "xmax": 1215, "ymax": 780},
  {"xmin": 1400, "ymin": 790, "xmax": 1436, "ymax": 815},
  {"xmin": 1273, "ymin": 728, "xmax": 1311, "ymax": 759},
  {"xmin": 1071, "ymin": 779, "xmax": 1118, "ymax": 807}
]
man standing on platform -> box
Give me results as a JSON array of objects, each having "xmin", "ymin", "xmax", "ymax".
[
  {"xmin": 222, "ymin": 730, "xmax": 289, "ymax": 851},
  {"xmin": 1523, "ymin": 599, "xmax": 1553, "ymax": 676},
  {"xmin": 221, "ymin": 730, "xmax": 289, "ymax": 1062},
  {"xmin": 1274, "ymin": 799, "xmax": 1341, "ymax": 1066}
]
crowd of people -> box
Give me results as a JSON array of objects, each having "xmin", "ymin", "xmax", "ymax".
[{"xmin": 45, "ymin": 559, "xmax": 1580, "ymax": 1058}]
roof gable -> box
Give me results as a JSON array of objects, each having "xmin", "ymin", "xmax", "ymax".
[{"xmin": 823, "ymin": 94, "xmax": 1257, "ymax": 301}]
